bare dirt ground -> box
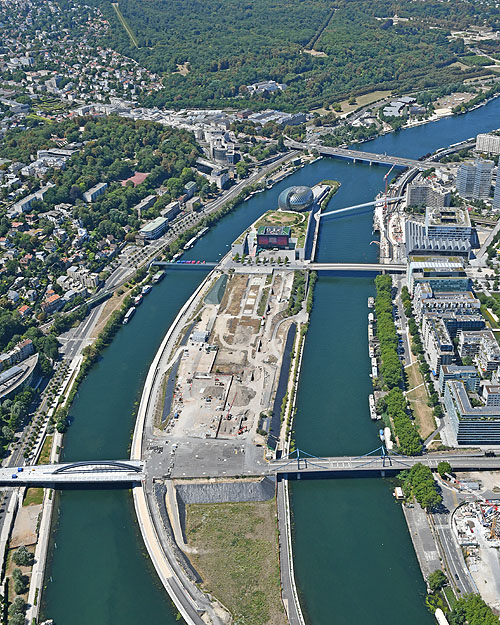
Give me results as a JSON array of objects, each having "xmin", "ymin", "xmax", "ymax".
[
  {"xmin": 90, "ymin": 288, "xmax": 132, "ymax": 339},
  {"xmin": 220, "ymin": 275, "xmax": 248, "ymax": 316},
  {"xmin": 10, "ymin": 503, "xmax": 41, "ymax": 548}
]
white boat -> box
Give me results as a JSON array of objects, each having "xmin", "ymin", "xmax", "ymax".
[
  {"xmin": 123, "ymin": 307, "xmax": 136, "ymax": 324},
  {"xmin": 142, "ymin": 284, "xmax": 152, "ymax": 295}
]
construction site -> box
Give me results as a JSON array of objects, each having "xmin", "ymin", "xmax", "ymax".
[
  {"xmin": 450, "ymin": 472, "xmax": 500, "ymax": 611},
  {"xmin": 154, "ymin": 267, "xmax": 302, "ymax": 466}
]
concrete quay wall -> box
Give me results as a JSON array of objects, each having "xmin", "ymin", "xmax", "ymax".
[{"xmin": 130, "ymin": 267, "xmax": 228, "ymax": 625}]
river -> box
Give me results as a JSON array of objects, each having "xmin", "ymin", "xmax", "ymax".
[{"xmin": 41, "ymin": 96, "xmax": 500, "ymax": 624}]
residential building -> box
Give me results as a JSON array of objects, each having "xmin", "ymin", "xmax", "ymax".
[
  {"xmin": 134, "ymin": 195, "xmax": 156, "ymax": 215},
  {"xmin": 67, "ymin": 266, "xmax": 100, "ymax": 289},
  {"xmin": 429, "ymin": 311, "xmax": 485, "ymax": 338},
  {"xmin": 444, "ymin": 379, "xmax": 500, "ymax": 445},
  {"xmin": 0, "ymin": 339, "xmax": 34, "ymax": 372},
  {"xmin": 482, "ymin": 384, "xmax": 500, "ymax": 407},
  {"xmin": 477, "ymin": 331, "xmax": 500, "ymax": 373},
  {"xmin": 412, "ymin": 286, "xmax": 480, "ymax": 322},
  {"xmin": 456, "ymin": 159, "xmax": 493, "ymax": 199},
  {"xmin": 476, "ymin": 133, "xmax": 500, "ymax": 156},
  {"xmin": 438, "ymin": 364, "xmax": 480, "ymax": 395},
  {"xmin": 458, "ymin": 330, "xmax": 487, "ymax": 358},
  {"xmin": 493, "ymin": 180, "xmax": 500, "ymax": 212},
  {"xmin": 138, "ymin": 216, "xmax": 168, "ymax": 240},
  {"xmin": 160, "ymin": 201, "xmax": 181, "ymax": 221},
  {"xmin": 406, "ymin": 183, "xmax": 451, "ymax": 208},
  {"xmin": 421, "ymin": 315, "xmax": 454, "ymax": 374},
  {"xmin": 183, "ymin": 181, "xmax": 197, "ymax": 199},
  {"xmin": 83, "ymin": 182, "xmax": 108, "ymax": 203},
  {"xmin": 41, "ymin": 293, "xmax": 63, "ymax": 314}
]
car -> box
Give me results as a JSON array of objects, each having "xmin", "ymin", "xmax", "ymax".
[{"xmin": 455, "ymin": 574, "xmax": 459, "ymax": 581}]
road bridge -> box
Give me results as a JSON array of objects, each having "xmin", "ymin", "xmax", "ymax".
[
  {"xmin": 152, "ymin": 261, "xmax": 217, "ymax": 268},
  {"xmin": 0, "ymin": 460, "xmax": 144, "ymax": 485},
  {"xmin": 286, "ymin": 140, "xmax": 450, "ymax": 169},
  {"xmin": 269, "ymin": 452, "xmax": 500, "ymax": 476},
  {"xmin": 308, "ymin": 262, "xmax": 406, "ymax": 273}
]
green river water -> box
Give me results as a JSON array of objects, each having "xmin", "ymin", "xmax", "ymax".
[{"xmin": 41, "ymin": 97, "xmax": 500, "ymax": 624}]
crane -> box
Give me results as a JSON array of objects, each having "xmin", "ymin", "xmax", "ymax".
[{"xmin": 383, "ymin": 164, "xmax": 396, "ymax": 211}]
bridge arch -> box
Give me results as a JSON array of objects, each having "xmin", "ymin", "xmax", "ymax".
[{"xmin": 52, "ymin": 460, "xmax": 142, "ymax": 474}]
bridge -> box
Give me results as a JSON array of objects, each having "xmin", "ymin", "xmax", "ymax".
[
  {"xmin": 286, "ymin": 140, "xmax": 449, "ymax": 169},
  {"xmin": 152, "ymin": 261, "xmax": 217, "ymax": 268},
  {"xmin": 268, "ymin": 448, "xmax": 500, "ymax": 476},
  {"xmin": 308, "ymin": 262, "xmax": 406, "ymax": 273},
  {"xmin": 0, "ymin": 460, "xmax": 144, "ymax": 485},
  {"xmin": 320, "ymin": 196, "xmax": 404, "ymax": 219}
]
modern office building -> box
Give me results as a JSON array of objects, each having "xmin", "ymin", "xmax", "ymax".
[
  {"xmin": 444, "ymin": 379, "xmax": 500, "ymax": 445},
  {"xmin": 456, "ymin": 159, "xmax": 493, "ymax": 199},
  {"xmin": 139, "ymin": 216, "xmax": 169, "ymax": 240},
  {"xmin": 438, "ymin": 364, "xmax": 479, "ymax": 395},
  {"xmin": 477, "ymin": 133, "xmax": 500, "ymax": 156},
  {"xmin": 405, "ymin": 207, "xmax": 474, "ymax": 258},
  {"xmin": 407, "ymin": 256, "xmax": 469, "ymax": 294}
]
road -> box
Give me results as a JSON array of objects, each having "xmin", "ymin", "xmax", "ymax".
[
  {"xmin": 432, "ymin": 484, "xmax": 476, "ymax": 595},
  {"xmin": 277, "ymin": 480, "xmax": 305, "ymax": 625},
  {"xmin": 0, "ymin": 460, "xmax": 144, "ymax": 485}
]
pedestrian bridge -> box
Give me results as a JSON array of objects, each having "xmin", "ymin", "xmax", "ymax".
[
  {"xmin": 269, "ymin": 450, "xmax": 500, "ymax": 476},
  {"xmin": 0, "ymin": 460, "xmax": 144, "ymax": 485}
]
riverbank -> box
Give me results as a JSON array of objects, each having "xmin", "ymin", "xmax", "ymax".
[
  {"xmin": 130, "ymin": 254, "xmax": 311, "ymax": 623},
  {"xmin": 40, "ymin": 96, "xmax": 500, "ymax": 625}
]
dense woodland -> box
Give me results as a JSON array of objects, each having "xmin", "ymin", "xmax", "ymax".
[{"xmin": 90, "ymin": 0, "xmax": 499, "ymax": 111}]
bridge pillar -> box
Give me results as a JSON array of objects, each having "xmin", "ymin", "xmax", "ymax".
[
  {"xmin": 369, "ymin": 161, "xmax": 372, "ymax": 167},
  {"xmin": 380, "ymin": 470, "xmax": 385, "ymax": 478}
]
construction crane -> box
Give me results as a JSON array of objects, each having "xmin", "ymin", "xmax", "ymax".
[{"xmin": 383, "ymin": 164, "xmax": 396, "ymax": 211}]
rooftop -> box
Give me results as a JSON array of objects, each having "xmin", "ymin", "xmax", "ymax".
[{"xmin": 426, "ymin": 206, "xmax": 471, "ymax": 228}]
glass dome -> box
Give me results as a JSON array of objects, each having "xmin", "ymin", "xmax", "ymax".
[{"xmin": 278, "ymin": 186, "xmax": 314, "ymax": 211}]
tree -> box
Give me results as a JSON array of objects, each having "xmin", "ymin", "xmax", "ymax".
[
  {"xmin": 8, "ymin": 596, "xmax": 26, "ymax": 616},
  {"xmin": 12, "ymin": 568, "xmax": 28, "ymax": 595},
  {"xmin": 13, "ymin": 546, "xmax": 34, "ymax": 567},
  {"xmin": 437, "ymin": 461, "xmax": 452, "ymax": 479},
  {"xmin": 428, "ymin": 569, "xmax": 447, "ymax": 593}
]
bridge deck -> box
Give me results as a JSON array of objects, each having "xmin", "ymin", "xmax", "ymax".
[
  {"xmin": 0, "ymin": 460, "xmax": 144, "ymax": 485},
  {"xmin": 270, "ymin": 454, "xmax": 500, "ymax": 474}
]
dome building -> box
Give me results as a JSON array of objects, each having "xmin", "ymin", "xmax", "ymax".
[{"xmin": 277, "ymin": 186, "xmax": 314, "ymax": 212}]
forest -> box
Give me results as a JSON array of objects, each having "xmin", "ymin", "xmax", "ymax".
[{"xmin": 89, "ymin": 0, "xmax": 499, "ymax": 111}]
